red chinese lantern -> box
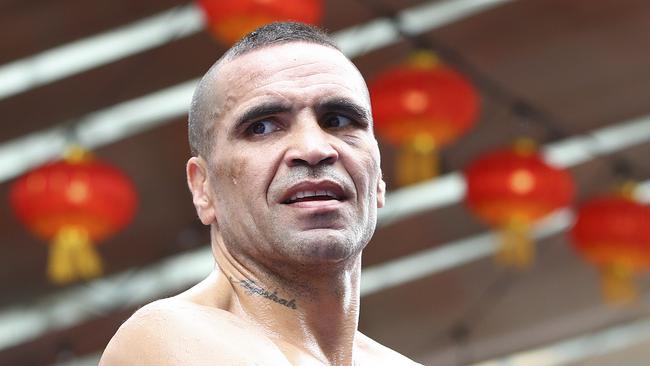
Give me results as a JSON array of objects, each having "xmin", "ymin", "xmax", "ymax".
[
  {"xmin": 370, "ymin": 52, "xmax": 479, "ymax": 185},
  {"xmin": 570, "ymin": 186, "xmax": 650, "ymax": 304},
  {"xmin": 464, "ymin": 140, "xmax": 575, "ymax": 268},
  {"xmin": 9, "ymin": 148, "xmax": 137, "ymax": 284},
  {"xmin": 197, "ymin": 0, "xmax": 323, "ymax": 45}
]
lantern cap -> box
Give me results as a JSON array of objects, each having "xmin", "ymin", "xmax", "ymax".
[
  {"xmin": 512, "ymin": 138, "xmax": 537, "ymax": 156},
  {"xmin": 407, "ymin": 51, "xmax": 440, "ymax": 70},
  {"xmin": 64, "ymin": 145, "xmax": 93, "ymax": 164},
  {"xmin": 617, "ymin": 181, "xmax": 639, "ymax": 201}
]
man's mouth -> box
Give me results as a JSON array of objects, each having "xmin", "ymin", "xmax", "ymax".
[
  {"xmin": 280, "ymin": 181, "xmax": 348, "ymax": 205},
  {"xmin": 283, "ymin": 190, "xmax": 341, "ymax": 204}
]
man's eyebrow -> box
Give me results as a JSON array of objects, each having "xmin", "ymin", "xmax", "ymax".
[
  {"xmin": 316, "ymin": 98, "xmax": 371, "ymax": 122},
  {"xmin": 234, "ymin": 102, "xmax": 292, "ymax": 128}
]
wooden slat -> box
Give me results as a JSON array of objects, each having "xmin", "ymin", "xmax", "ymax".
[
  {"xmin": 0, "ymin": 33, "xmax": 221, "ymax": 143},
  {"xmin": 0, "ymin": 0, "xmax": 187, "ymax": 64}
]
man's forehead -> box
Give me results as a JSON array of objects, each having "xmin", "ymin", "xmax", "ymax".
[
  {"xmin": 209, "ymin": 42, "xmax": 369, "ymax": 114},
  {"xmin": 217, "ymin": 43, "xmax": 365, "ymax": 89}
]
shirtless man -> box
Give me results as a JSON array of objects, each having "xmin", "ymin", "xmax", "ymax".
[{"xmin": 100, "ymin": 22, "xmax": 421, "ymax": 365}]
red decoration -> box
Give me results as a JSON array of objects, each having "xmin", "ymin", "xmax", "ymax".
[
  {"xmin": 571, "ymin": 187, "xmax": 650, "ymax": 303},
  {"xmin": 10, "ymin": 148, "xmax": 137, "ymax": 284},
  {"xmin": 370, "ymin": 52, "xmax": 479, "ymax": 185},
  {"xmin": 464, "ymin": 140, "xmax": 575, "ymax": 267},
  {"xmin": 198, "ymin": 0, "xmax": 323, "ymax": 45}
]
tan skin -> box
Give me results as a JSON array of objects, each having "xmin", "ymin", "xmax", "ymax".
[{"xmin": 100, "ymin": 42, "xmax": 421, "ymax": 366}]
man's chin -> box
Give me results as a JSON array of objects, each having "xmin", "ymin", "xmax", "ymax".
[{"xmin": 287, "ymin": 229, "xmax": 363, "ymax": 264}]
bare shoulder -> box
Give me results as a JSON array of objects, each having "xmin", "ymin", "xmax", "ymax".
[
  {"xmin": 100, "ymin": 297, "xmax": 287, "ymax": 366},
  {"xmin": 356, "ymin": 332, "xmax": 424, "ymax": 366}
]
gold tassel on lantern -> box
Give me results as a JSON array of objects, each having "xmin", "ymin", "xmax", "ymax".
[
  {"xmin": 397, "ymin": 133, "xmax": 439, "ymax": 186},
  {"xmin": 496, "ymin": 219, "xmax": 534, "ymax": 269},
  {"xmin": 48, "ymin": 226, "xmax": 103, "ymax": 284},
  {"xmin": 600, "ymin": 263, "xmax": 637, "ymax": 304}
]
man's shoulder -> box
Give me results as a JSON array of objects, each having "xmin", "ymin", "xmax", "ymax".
[
  {"xmin": 356, "ymin": 332, "xmax": 424, "ymax": 366},
  {"xmin": 106, "ymin": 296, "xmax": 244, "ymax": 336},
  {"xmin": 99, "ymin": 297, "xmax": 285, "ymax": 365}
]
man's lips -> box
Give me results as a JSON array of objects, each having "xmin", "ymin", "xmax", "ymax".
[{"xmin": 280, "ymin": 180, "xmax": 348, "ymax": 205}]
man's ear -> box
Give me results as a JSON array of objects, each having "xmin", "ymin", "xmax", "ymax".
[
  {"xmin": 186, "ymin": 156, "xmax": 217, "ymax": 225},
  {"xmin": 376, "ymin": 173, "xmax": 386, "ymax": 208}
]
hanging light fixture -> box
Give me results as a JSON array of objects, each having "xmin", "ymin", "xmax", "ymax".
[
  {"xmin": 197, "ymin": 0, "xmax": 324, "ymax": 45},
  {"xmin": 370, "ymin": 51, "xmax": 480, "ymax": 186},
  {"xmin": 9, "ymin": 147, "xmax": 137, "ymax": 284},
  {"xmin": 464, "ymin": 139, "xmax": 575, "ymax": 268},
  {"xmin": 570, "ymin": 184, "xmax": 650, "ymax": 304}
]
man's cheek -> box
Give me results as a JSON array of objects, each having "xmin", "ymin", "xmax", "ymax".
[{"xmin": 223, "ymin": 155, "xmax": 249, "ymax": 186}]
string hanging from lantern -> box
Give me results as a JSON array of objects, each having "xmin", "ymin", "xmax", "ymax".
[
  {"xmin": 197, "ymin": 0, "xmax": 323, "ymax": 45},
  {"xmin": 9, "ymin": 145, "xmax": 137, "ymax": 284}
]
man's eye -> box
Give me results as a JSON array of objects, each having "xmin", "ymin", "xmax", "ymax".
[
  {"xmin": 324, "ymin": 114, "xmax": 352, "ymax": 128},
  {"xmin": 248, "ymin": 120, "xmax": 279, "ymax": 135}
]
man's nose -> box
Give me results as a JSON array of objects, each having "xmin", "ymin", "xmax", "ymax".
[{"xmin": 284, "ymin": 122, "xmax": 339, "ymax": 167}]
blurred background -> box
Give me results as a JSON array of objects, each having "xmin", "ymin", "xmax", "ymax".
[{"xmin": 1, "ymin": 0, "xmax": 650, "ymax": 365}]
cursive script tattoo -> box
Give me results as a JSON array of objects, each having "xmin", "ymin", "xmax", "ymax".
[{"xmin": 238, "ymin": 279, "xmax": 297, "ymax": 310}]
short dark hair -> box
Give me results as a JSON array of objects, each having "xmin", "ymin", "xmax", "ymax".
[{"xmin": 188, "ymin": 22, "xmax": 339, "ymax": 158}]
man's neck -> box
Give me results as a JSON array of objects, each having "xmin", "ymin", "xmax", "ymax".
[{"xmin": 203, "ymin": 238, "xmax": 363, "ymax": 365}]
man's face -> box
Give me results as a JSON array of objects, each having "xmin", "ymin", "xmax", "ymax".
[{"xmin": 203, "ymin": 42, "xmax": 385, "ymax": 269}]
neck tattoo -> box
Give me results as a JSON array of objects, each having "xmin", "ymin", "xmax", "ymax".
[{"xmin": 237, "ymin": 278, "xmax": 298, "ymax": 310}]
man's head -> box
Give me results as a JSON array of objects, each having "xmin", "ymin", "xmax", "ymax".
[{"xmin": 186, "ymin": 22, "xmax": 385, "ymax": 272}]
